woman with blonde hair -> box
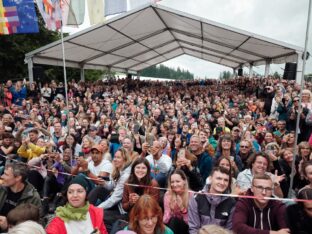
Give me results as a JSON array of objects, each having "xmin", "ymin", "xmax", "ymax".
[
  {"xmin": 163, "ymin": 169, "xmax": 190, "ymax": 234},
  {"xmin": 173, "ymin": 148, "xmax": 203, "ymax": 191},
  {"xmin": 301, "ymin": 89, "xmax": 312, "ymax": 109},
  {"xmin": 122, "ymin": 136, "xmax": 139, "ymax": 162}
]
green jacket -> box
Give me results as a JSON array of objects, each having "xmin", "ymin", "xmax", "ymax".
[{"xmin": 0, "ymin": 181, "xmax": 42, "ymax": 212}]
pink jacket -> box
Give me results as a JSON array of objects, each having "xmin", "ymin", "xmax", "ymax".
[{"xmin": 46, "ymin": 204, "xmax": 108, "ymax": 234}]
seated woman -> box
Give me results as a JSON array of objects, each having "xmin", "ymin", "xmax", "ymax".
[
  {"xmin": 122, "ymin": 136, "xmax": 139, "ymax": 163},
  {"xmin": 88, "ymin": 148, "xmax": 131, "ymax": 232},
  {"xmin": 287, "ymin": 187, "xmax": 312, "ymax": 234},
  {"xmin": 172, "ymin": 148, "xmax": 203, "ymax": 191},
  {"xmin": 277, "ymin": 148, "xmax": 301, "ymax": 197},
  {"xmin": 59, "ymin": 134, "xmax": 82, "ymax": 158},
  {"xmin": 122, "ymin": 157, "xmax": 159, "ymax": 212},
  {"xmin": 125, "ymin": 194, "xmax": 173, "ymax": 234},
  {"xmin": 46, "ymin": 176, "xmax": 108, "ymax": 234},
  {"xmin": 163, "ymin": 169, "xmax": 189, "ymax": 234},
  {"xmin": 214, "ymin": 134, "xmax": 243, "ymax": 174},
  {"xmin": 301, "ymin": 160, "xmax": 312, "ymax": 190}
]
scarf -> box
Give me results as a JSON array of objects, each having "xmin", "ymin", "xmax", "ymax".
[{"xmin": 55, "ymin": 202, "xmax": 90, "ymax": 222}]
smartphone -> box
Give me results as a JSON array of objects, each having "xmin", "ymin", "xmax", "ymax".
[
  {"xmin": 25, "ymin": 123, "xmax": 34, "ymax": 128},
  {"xmin": 145, "ymin": 133, "xmax": 154, "ymax": 146},
  {"xmin": 133, "ymin": 123, "xmax": 140, "ymax": 134},
  {"xmin": 216, "ymin": 126, "xmax": 223, "ymax": 133},
  {"xmin": 177, "ymin": 148, "xmax": 186, "ymax": 159}
]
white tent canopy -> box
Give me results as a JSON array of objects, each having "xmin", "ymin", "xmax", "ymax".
[{"xmin": 25, "ymin": 3, "xmax": 304, "ymax": 79}]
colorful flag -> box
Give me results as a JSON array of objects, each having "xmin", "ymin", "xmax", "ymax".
[
  {"xmin": 104, "ymin": 0, "xmax": 127, "ymax": 17},
  {"xmin": 36, "ymin": 0, "xmax": 62, "ymax": 31},
  {"xmin": 66, "ymin": 0, "xmax": 84, "ymax": 25},
  {"xmin": 60, "ymin": 0, "xmax": 70, "ymax": 25},
  {"xmin": 88, "ymin": 0, "xmax": 104, "ymax": 25},
  {"xmin": 0, "ymin": 0, "xmax": 38, "ymax": 35}
]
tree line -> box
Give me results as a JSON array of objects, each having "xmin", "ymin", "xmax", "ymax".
[{"xmin": 141, "ymin": 64, "xmax": 194, "ymax": 80}]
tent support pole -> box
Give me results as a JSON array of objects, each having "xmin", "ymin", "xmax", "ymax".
[
  {"xmin": 264, "ymin": 60, "xmax": 271, "ymax": 77},
  {"xmin": 60, "ymin": 24, "xmax": 68, "ymax": 108},
  {"xmin": 288, "ymin": 0, "xmax": 311, "ymax": 198},
  {"xmin": 27, "ymin": 58, "xmax": 34, "ymax": 84},
  {"xmin": 249, "ymin": 64, "xmax": 253, "ymax": 78},
  {"xmin": 296, "ymin": 53, "xmax": 303, "ymax": 84},
  {"xmin": 80, "ymin": 67, "xmax": 85, "ymax": 82}
]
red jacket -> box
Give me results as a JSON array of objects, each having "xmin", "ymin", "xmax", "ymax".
[{"xmin": 46, "ymin": 204, "xmax": 108, "ymax": 234}]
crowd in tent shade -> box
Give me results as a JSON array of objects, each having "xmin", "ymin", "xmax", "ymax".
[{"xmin": 0, "ymin": 76, "xmax": 311, "ymax": 234}]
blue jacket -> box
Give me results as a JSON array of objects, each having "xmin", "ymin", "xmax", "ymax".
[
  {"xmin": 197, "ymin": 151, "xmax": 213, "ymax": 181},
  {"xmin": 9, "ymin": 86, "xmax": 27, "ymax": 106}
]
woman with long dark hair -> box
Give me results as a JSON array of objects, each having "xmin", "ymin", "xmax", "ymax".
[
  {"xmin": 122, "ymin": 157, "xmax": 159, "ymax": 212},
  {"xmin": 215, "ymin": 134, "xmax": 243, "ymax": 174}
]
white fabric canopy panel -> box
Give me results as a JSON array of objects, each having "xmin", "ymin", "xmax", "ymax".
[{"xmin": 25, "ymin": 3, "xmax": 303, "ymax": 73}]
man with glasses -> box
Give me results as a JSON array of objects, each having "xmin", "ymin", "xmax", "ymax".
[
  {"xmin": 273, "ymin": 120, "xmax": 288, "ymax": 140},
  {"xmin": 236, "ymin": 140, "xmax": 253, "ymax": 169},
  {"xmin": 233, "ymin": 174, "xmax": 290, "ymax": 234}
]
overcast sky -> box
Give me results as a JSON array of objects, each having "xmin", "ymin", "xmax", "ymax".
[
  {"xmin": 159, "ymin": 0, "xmax": 312, "ymax": 78},
  {"xmin": 66, "ymin": 0, "xmax": 312, "ymax": 78}
]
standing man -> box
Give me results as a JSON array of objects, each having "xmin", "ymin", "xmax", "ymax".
[{"xmin": 188, "ymin": 167, "xmax": 236, "ymax": 233}]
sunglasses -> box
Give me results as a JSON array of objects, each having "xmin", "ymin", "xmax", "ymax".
[{"xmin": 240, "ymin": 145, "xmax": 249, "ymax": 148}]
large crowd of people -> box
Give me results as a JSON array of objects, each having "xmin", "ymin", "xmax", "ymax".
[{"xmin": 0, "ymin": 76, "xmax": 311, "ymax": 234}]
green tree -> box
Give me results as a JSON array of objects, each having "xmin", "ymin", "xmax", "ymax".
[
  {"xmin": 219, "ymin": 70, "xmax": 232, "ymax": 80},
  {"xmin": 273, "ymin": 71, "xmax": 281, "ymax": 79},
  {"xmin": 304, "ymin": 73, "xmax": 312, "ymax": 82},
  {"xmin": 141, "ymin": 64, "xmax": 194, "ymax": 80},
  {"xmin": 0, "ymin": 7, "xmax": 61, "ymax": 81}
]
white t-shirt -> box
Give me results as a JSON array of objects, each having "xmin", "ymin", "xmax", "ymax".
[
  {"xmin": 146, "ymin": 154, "xmax": 172, "ymax": 174},
  {"xmin": 65, "ymin": 212, "xmax": 93, "ymax": 234},
  {"xmin": 88, "ymin": 159, "xmax": 113, "ymax": 176}
]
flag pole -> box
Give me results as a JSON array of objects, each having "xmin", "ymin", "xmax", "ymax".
[
  {"xmin": 60, "ymin": 7, "xmax": 69, "ymax": 108},
  {"xmin": 288, "ymin": 0, "xmax": 311, "ymax": 198}
]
